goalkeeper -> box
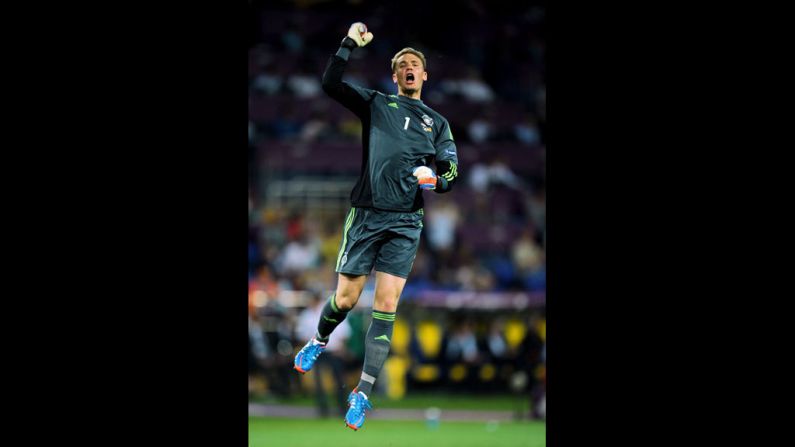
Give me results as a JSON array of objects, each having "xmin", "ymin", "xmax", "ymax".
[{"xmin": 293, "ymin": 22, "xmax": 460, "ymax": 431}]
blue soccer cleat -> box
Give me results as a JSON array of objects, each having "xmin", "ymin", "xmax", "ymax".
[
  {"xmin": 345, "ymin": 388, "xmax": 372, "ymax": 431},
  {"xmin": 293, "ymin": 337, "xmax": 326, "ymax": 374}
]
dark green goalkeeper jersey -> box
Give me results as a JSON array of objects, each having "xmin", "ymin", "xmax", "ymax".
[{"xmin": 322, "ymin": 44, "xmax": 460, "ymax": 212}]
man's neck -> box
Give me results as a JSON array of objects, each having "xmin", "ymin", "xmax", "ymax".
[{"xmin": 398, "ymin": 90, "xmax": 422, "ymax": 100}]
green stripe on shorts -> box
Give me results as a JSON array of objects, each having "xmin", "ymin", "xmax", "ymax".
[{"xmin": 336, "ymin": 208, "xmax": 356, "ymax": 270}]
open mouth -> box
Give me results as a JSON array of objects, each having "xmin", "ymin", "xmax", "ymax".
[{"xmin": 406, "ymin": 73, "xmax": 415, "ymax": 84}]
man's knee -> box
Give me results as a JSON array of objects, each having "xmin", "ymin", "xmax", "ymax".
[
  {"xmin": 335, "ymin": 290, "xmax": 359, "ymax": 311},
  {"xmin": 373, "ymin": 290, "xmax": 399, "ymax": 312},
  {"xmin": 335, "ymin": 274, "xmax": 365, "ymax": 310}
]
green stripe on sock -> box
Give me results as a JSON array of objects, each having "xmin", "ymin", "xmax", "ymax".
[
  {"xmin": 372, "ymin": 312, "xmax": 395, "ymax": 321},
  {"xmin": 329, "ymin": 293, "xmax": 339, "ymax": 313}
]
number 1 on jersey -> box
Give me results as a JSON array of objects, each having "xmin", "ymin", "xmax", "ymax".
[{"xmin": 404, "ymin": 117, "xmax": 410, "ymax": 130}]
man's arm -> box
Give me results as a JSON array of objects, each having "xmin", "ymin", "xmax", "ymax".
[
  {"xmin": 433, "ymin": 119, "xmax": 460, "ymax": 193},
  {"xmin": 322, "ymin": 25, "xmax": 374, "ymax": 119}
]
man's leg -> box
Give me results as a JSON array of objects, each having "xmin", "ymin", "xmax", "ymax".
[
  {"xmin": 355, "ymin": 271, "xmax": 405, "ymax": 396},
  {"xmin": 351, "ymin": 211, "xmax": 421, "ymax": 399},
  {"xmin": 343, "ymin": 208, "xmax": 420, "ymax": 430},
  {"xmin": 316, "ymin": 273, "xmax": 367, "ymax": 341},
  {"xmin": 295, "ymin": 273, "xmax": 367, "ymax": 374},
  {"xmin": 344, "ymin": 271, "xmax": 407, "ymax": 430}
]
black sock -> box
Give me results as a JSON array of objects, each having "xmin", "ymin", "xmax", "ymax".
[
  {"xmin": 356, "ymin": 310, "xmax": 395, "ymax": 396},
  {"xmin": 315, "ymin": 293, "xmax": 349, "ymax": 342}
]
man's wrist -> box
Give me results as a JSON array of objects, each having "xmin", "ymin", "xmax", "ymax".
[
  {"xmin": 340, "ymin": 36, "xmax": 357, "ymax": 49},
  {"xmin": 336, "ymin": 36, "xmax": 357, "ymax": 60}
]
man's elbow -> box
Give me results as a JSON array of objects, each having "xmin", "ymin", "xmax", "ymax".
[
  {"xmin": 321, "ymin": 76, "xmax": 340, "ymax": 96},
  {"xmin": 321, "ymin": 79, "xmax": 334, "ymax": 94}
]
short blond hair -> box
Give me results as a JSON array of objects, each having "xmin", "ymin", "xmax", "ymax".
[{"xmin": 391, "ymin": 47, "xmax": 427, "ymax": 73}]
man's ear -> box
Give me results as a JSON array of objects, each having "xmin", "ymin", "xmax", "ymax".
[
  {"xmin": 392, "ymin": 73, "xmax": 398, "ymax": 84},
  {"xmin": 422, "ymin": 71, "xmax": 428, "ymax": 81}
]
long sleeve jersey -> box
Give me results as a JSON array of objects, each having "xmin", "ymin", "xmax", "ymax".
[{"xmin": 321, "ymin": 44, "xmax": 460, "ymax": 212}]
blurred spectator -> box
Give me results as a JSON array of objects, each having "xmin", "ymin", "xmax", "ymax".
[
  {"xmin": 454, "ymin": 245, "xmax": 496, "ymax": 291},
  {"xmin": 318, "ymin": 218, "xmax": 343, "ymax": 266},
  {"xmin": 248, "ymin": 268, "xmax": 296, "ymax": 397},
  {"xmin": 512, "ymin": 229, "xmax": 544, "ymax": 273},
  {"xmin": 407, "ymin": 247, "xmax": 434, "ymax": 286},
  {"xmin": 526, "ymin": 187, "xmax": 546, "ymax": 238},
  {"xmin": 249, "ymin": 263, "xmax": 281, "ymax": 302},
  {"xmin": 445, "ymin": 321, "xmax": 480, "ymax": 362},
  {"xmin": 442, "ymin": 318, "xmax": 482, "ymax": 388},
  {"xmin": 455, "ymin": 263, "xmax": 496, "ymax": 292},
  {"xmin": 468, "ymin": 155, "xmax": 525, "ymax": 193},
  {"xmin": 338, "ymin": 115, "xmax": 362, "ymax": 141},
  {"xmin": 458, "ymin": 68, "xmax": 496, "ymax": 103},
  {"xmin": 512, "ymin": 228, "xmax": 546, "ymax": 291},
  {"xmin": 271, "ymin": 105, "xmax": 302, "ymax": 140},
  {"xmin": 467, "ymin": 110, "xmax": 494, "ymax": 144},
  {"xmin": 440, "ymin": 67, "xmax": 495, "ymax": 103},
  {"xmin": 278, "ymin": 229, "xmax": 320, "ymax": 276},
  {"xmin": 248, "ymin": 313, "xmax": 270, "ymax": 396},
  {"xmin": 483, "ymin": 318, "xmax": 510, "ymax": 362},
  {"xmin": 536, "ymin": 342, "xmax": 546, "ymax": 420},
  {"xmin": 514, "ymin": 114, "xmax": 541, "ymax": 145},
  {"xmin": 251, "ymin": 72, "xmax": 282, "ymax": 96},
  {"xmin": 299, "ymin": 108, "xmax": 333, "ymax": 142},
  {"xmin": 287, "ymin": 72, "xmax": 322, "ymax": 98},
  {"xmin": 425, "ymin": 200, "xmax": 461, "ymax": 256},
  {"xmin": 517, "ymin": 312, "xmax": 546, "ymax": 420},
  {"xmin": 281, "ymin": 21, "xmax": 304, "ymax": 54}
]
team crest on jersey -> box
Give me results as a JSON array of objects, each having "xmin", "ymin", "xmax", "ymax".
[{"xmin": 421, "ymin": 114, "xmax": 434, "ymax": 132}]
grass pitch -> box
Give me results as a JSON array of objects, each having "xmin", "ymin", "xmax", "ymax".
[{"xmin": 249, "ymin": 417, "xmax": 545, "ymax": 447}]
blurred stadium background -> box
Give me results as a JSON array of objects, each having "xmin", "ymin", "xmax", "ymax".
[{"xmin": 248, "ymin": 1, "xmax": 545, "ymax": 443}]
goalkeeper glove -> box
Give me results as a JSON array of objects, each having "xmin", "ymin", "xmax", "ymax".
[
  {"xmin": 413, "ymin": 166, "xmax": 437, "ymax": 190},
  {"xmin": 342, "ymin": 22, "xmax": 373, "ymax": 48}
]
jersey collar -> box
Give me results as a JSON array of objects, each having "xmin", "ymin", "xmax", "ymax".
[{"xmin": 393, "ymin": 94, "xmax": 424, "ymax": 105}]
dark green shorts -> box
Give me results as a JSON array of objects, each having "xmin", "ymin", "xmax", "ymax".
[{"xmin": 335, "ymin": 207, "xmax": 424, "ymax": 279}]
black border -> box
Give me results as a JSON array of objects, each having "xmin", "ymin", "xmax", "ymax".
[{"xmin": 20, "ymin": 1, "xmax": 772, "ymax": 445}]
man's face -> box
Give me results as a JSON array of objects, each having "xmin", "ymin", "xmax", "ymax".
[{"xmin": 392, "ymin": 53, "xmax": 427, "ymax": 95}]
